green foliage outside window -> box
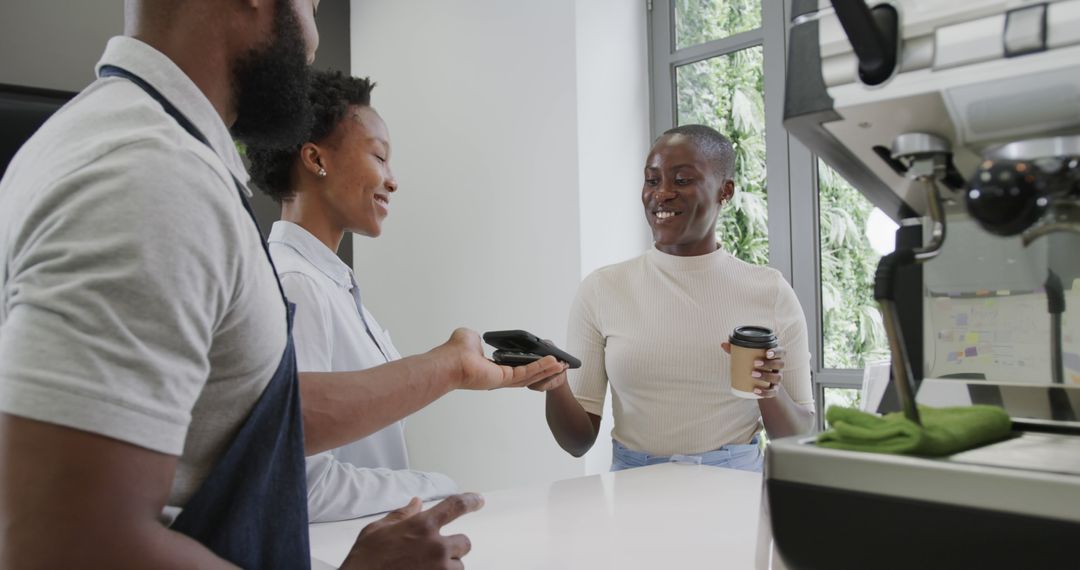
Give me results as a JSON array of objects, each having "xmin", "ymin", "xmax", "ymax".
[
  {"xmin": 819, "ymin": 162, "xmax": 890, "ymax": 369},
  {"xmin": 823, "ymin": 387, "xmax": 863, "ymax": 424},
  {"xmin": 676, "ymin": 45, "xmax": 768, "ymax": 265},
  {"xmin": 675, "ymin": 0, "xmax": 762, "ymax": 48},
  {"xmin": 675, "ymin": 1, "xmax": 766, "ymax": 265}
]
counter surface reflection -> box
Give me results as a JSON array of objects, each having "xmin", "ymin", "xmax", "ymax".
[{"xmin": 309, "ymin": 462, "xmax": 778, "ymax": 569}]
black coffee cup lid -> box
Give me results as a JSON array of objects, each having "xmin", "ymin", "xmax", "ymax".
[{"xmin": 729, "ymin": 325, "xmax": 778, "ymax": 349}]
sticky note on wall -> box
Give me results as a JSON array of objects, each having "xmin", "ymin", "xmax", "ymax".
[{"xmin": 1064, "ymin": 352, "xmax": 1080, "ymax": 372}]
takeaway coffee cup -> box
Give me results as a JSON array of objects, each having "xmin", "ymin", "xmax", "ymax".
[{"xmin": 729, "ymin": 326, "xmax": 778, "ymax": 399}]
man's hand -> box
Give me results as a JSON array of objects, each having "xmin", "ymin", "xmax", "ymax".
[
  {"xmin": 435, "ymin": 329, "xmax": 566, "ymax": 391},
  {"xmin": 341, "ymin": 494, "xmax": 484, "ymax": 570}
]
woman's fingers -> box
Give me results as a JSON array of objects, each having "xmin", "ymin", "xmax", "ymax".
[
  {"xmin": 752, "ymin": 378, "xmax": 780, "ymax": 390},
  {"xmin": 751, "ymin": 371, "xmax": 782, "ymax": 385},
  {"xmin": 754, "ymin": 359, "xmax": 784, "ymax": 373},
  {"xmin": 527, "ymin": 373, "xmax": 566, "ymax": 392},
  {"xmin": 753, "ymin": 386, "xmax": 780, "ymax": 398},
  {"xmin": 765, "ymin": 347, "xmax": 786, "ymax": 360}
]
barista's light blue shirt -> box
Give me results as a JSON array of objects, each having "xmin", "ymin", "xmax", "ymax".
[{"xmin": 268, "ymin": 221, "xmax": 457, "ymax": 522}]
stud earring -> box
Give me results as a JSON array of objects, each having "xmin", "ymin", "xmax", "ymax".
[{"xmin": 317, "ymin": 168, "xmax": 327, "ymax": 177}]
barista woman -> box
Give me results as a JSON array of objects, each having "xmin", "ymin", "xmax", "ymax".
[{"xmin": 246, "ymin": 71, "xmax": 458, "ymax": 521}]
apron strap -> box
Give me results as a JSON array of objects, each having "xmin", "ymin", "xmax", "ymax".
[
  {"xmin": 99, "ymin": 64, "xmax": 290, "ymax": 308},
  {"xmin": 98, "ymin": 64, "xmax": 310, "ymax": 569}
]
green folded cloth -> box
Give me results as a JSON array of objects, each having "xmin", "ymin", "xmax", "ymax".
[{"xmin": 817, "ymin": 405, "xmax": 1012, "ymax": 457}]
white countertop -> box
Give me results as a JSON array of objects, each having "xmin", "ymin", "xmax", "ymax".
[{"xmin": 310, "ymin": 463, "xmax": 780, "ymax": 569}]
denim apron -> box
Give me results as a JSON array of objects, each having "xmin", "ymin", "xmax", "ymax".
[
  {"xmin": 100, "ymin": 65, "xmax": 310, "ymax": 569},
  {"xmin": 610, "ymin": 436, "xmax": 764, "ymax": 472}
]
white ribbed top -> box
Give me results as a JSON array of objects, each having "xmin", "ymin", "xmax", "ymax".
[{"xmin": 567, "ymin": 246, "xmax": 814, "ymax": 456}]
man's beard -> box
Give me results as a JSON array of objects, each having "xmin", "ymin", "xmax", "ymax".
[{"xmin": 230, "ymin": 0, "xmax": 313, "ymax": 149}]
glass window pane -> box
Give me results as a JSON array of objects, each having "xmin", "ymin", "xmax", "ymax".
[
  {"xmin": 818, "ymin": 161, "xmax": 896, "ymax": 369},
  {"xmin": 675, "ymin": 46, "xmax": 768, "ymax": 265},
  {"xmin": 822, "ymin": 387, "xmax": 862, "ymax": 427},
  {"xmin": 675, "ymin": 0, "xmax": 763, "ymax": 50}
]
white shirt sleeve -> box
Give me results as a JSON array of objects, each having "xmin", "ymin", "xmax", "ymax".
[
  {"xmin": 773, "ymin": 271, "xmax": 815, "ymax": 409},
  {"xmin": 278, "ymin": 267, "xmax": 459, "ymax": 521},
  {"xmin": 304, "ymin": 451, "xmax": 459, "ymax": 522},
  {"xmin": 278, "ymin": 272, "xmax": 334, "ymax": 373},
  {"xmin": 566, "ymin": 272, "xmax": 609, "ymax": 416}
]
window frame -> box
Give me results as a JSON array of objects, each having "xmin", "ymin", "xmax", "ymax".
[{"xmin": 649, "ymin": 0, "xmax": 865, "ymax": 418}]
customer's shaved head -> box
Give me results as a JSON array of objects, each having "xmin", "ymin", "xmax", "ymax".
[{"xmin": 658, "ymin": 124, "xmax": 735, "ymax": 182}]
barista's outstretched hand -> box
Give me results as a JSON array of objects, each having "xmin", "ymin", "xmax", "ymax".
[
  {"xmin": 435, "ymin": 328, "xmax": 567, "ymax": 391},
  {"xmin": 341, "ymin": 494, "xmax": 483, "ymax": 569}
]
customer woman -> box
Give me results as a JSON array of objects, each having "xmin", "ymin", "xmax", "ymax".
[{"xmin": 534, "ymin": 124, "xmax": 815, "ymax": 471}]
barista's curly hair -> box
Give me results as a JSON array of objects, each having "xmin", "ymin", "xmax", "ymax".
[{"xmin": 246, "ymin": 70, "xmax": 376, "ymax": 203}]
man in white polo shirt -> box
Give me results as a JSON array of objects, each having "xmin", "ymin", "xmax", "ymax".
[{"xmin": 0, "ymin": 1, "xmax": 564, "ymax": 567}]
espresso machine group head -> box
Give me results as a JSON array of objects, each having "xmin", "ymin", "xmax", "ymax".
[{"xmin": 967, "ymin": 136, "xmax": 1080, "ymax": 243}]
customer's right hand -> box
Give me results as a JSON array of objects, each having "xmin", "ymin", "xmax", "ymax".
[
  {"xmin": 340, "ymin": 493, "xmax": 484, "ymax": 569},
  {"xmin": 526, "ymin": 369, "xmax": 567, "ymax": 392}
]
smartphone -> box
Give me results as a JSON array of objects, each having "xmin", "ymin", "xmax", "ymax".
[
  {"xmin": 483, "ymin": 330, "xmax": 582, "ymax": 369},
  {"xmin": 490, "ymin": 349, "xmax": 544, "ymax": 366}
]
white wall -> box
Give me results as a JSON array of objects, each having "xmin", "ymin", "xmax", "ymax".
[
  {"xmin": 574, "ymin": 0, "xmax": 653, "ymax": 475},
  {"xmin": 0, "ymin": 1, "xmax": 352, "ymax": 93},
  {"xmin": 0, "ymin": 0, "xmax": 124, "ymax": 92},
  {"xmin": 576, "ymin": 0, "xmax": 653, "ymax": 279},
  {"xmin": 0, "ymin": 1, "xmax": 354, "ymax": 254},
  {"xmin": 350, "ymin": 0, "xmax": 651, "ymax": 492}
]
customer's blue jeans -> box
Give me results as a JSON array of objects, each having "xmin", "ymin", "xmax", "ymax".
[{"xmin": 611, "ymin": 437, "xmax": 763, "ymax": 472}]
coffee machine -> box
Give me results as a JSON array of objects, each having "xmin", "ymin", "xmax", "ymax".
[{"xmin": 767, "ymin": 1, "xmax": 1080, "ymax": 567}]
